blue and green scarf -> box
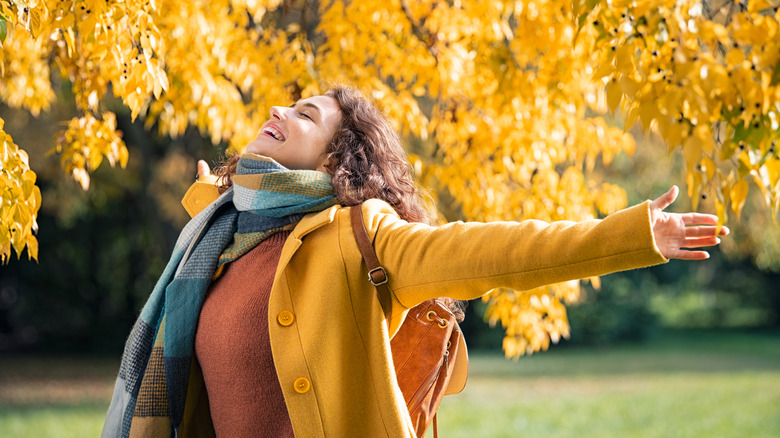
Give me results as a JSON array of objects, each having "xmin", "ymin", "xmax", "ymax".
[{"xmin": 102, "ymin": 154, "xmax": 338, "ymax": 437}]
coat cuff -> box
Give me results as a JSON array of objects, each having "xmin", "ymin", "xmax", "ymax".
[{"xmin": 612, "ymin": 200, "xmax": 669, "ymax": 266}]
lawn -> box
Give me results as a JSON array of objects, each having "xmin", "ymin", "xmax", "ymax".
[
  {"xmin": 0, "ymin": 357, "xmax": 117, "ymax": 438},
  {"xmin": 430, "ymin": 330, "xmax": 780, "ymax": 438},
  {"xmin": 1, "ymin": 330, "xmax": 778, "ymax": 438}
]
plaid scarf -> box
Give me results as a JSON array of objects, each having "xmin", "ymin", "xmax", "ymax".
[{"xmin": 102, "ymin": 154, "xmax": 338, "ymax": 438}]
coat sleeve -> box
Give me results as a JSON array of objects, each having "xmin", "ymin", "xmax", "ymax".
[{"xmin": 361, "ymin": 199, "xmax": 668, "ymax": 309}]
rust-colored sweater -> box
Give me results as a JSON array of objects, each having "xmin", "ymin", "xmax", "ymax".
[{"xmin": 195, "ymin": 231, "xmax": 293, "ymax": 437}]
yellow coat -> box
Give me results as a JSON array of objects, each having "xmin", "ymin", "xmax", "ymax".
[{"xmin": 180, "ymin": 182, "xmax": 667, "ymax": 437}]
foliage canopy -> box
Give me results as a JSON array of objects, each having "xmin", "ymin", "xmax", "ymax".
[{"xmin": 1, "ymin": 0, "xmax": 778, "ymax": 357}]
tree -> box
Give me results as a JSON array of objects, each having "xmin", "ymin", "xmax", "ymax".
[{"xmin": 1, "ymin": 0, "xmax": 778, "ymax": 358}]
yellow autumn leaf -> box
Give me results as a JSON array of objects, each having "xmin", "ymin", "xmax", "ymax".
[
  {"xmin": 729, "ymin": 180, "xmax": 750, "ymax": 219},
  {"xmin": 765, "ymin": 156, "xmax": 780, "ymax": 188},
  {"xmin": 606, "ymin": 80, "xmax": 622, "ymax": 112},
  {"xmin": 624, "ymin": 104, "xmax": 640, "ymax": 131},
  {"xmin": 748, "ymin": 0, "xmax": 772, "ymax": 13},
  {"xmin": 619, "ymin": 75, "xmax": 640, "ymax": 99},
  {"xmin": 688, "ymin": 168, "xmax": 703, "ymax": 210},
  {"xmin": 701, "ymin": 156, "xmax": 716, "ymax": 180},
  {"xmin": 725, "ymin": 48, "xmax": 743, "ymax": 67},
  {"xmin": 639, "ymin": 100, "xmax": 657, "ymax": 132},
  {"xmin": 25, "ymin": 234, "xmax": 38, "ymax": 260},
  {"xmin": 683, "ymin": 131, "xmax": 703, "ymax": 172},
  {"xmin": 749, "ymin": 169, "xmax": 771, "ymax": 204},
  {"xmin": 715, "ymin": 199, "xmax": 727, "ymax": 232}
]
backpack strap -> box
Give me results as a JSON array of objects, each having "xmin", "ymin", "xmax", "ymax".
[{"xmin": 350, "ymin": 204, "xmax": 393, "ymax": 323}]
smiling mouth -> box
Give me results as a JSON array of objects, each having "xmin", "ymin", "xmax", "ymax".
[{"xmin": 261, "ymin": 125, "xmax": 285, "ymax": 141}]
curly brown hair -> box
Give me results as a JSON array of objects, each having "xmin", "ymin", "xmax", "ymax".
[{"xmin": 321, "ymin": 87, "xmax": 432, "ymax": 224}]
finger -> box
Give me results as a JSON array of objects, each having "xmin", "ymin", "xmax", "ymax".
[
  {"xmin": 680, "ymin": 236, "xmax": 720, "ymax": 248},
  {"xmin": 681, "ymin": 213, "xmax": 719, "ymax": 226},
  {"xmin": 651, "ymin": 185, "xmax": 679, "ymax": 210},
  {"xmin": 197, "ymin": 160, "xmax": 211, "ymax": 178},
  {"xmin": 672, "ymin": 249, "xmax": 710, "ymax": 260},
  {"xmin": 684, "ymin": 226, "xmax": 725, "ymax": 237}
]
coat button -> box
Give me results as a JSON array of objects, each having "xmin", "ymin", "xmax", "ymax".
[
  {"xmin": 277, "ymin": 310, "xmax": 294, "ymax": 326},
  {"xmin": 293, "ymin": 377, "xmax": 310, "ymax": 394}
]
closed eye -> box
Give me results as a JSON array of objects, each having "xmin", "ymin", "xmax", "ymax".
[{"xmin": 291, "ymin": 101, "xmax": 322, "ymax": 122}]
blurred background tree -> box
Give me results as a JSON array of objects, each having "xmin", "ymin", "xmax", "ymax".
[{"xmin": 0, "ymin": 0, "xmax": 778, "ymax": 358}]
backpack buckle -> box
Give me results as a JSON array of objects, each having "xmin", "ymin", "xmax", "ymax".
[{"xmin": 368, "ymin": 267, "xmax": 389, "ymax": 286}]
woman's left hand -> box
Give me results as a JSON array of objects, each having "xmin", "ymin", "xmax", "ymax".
[{"xmin": 650, "ymin": 186, "xmax": 729, "ymax": 260}]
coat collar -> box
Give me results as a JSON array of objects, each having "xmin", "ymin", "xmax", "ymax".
[
  {"xmin": 281, "ymin": 199, "xmax": 396, "ymax": 265},
  {"xmin": 291, "ymin": 204, "xmax": 342, "ymax": 240},
  {"xmin": 273, "ymin": 204, "xmax": 341, "ymax": 282}
]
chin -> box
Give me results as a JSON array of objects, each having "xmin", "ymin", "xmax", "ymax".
[{"xmin": 244, "ymin": 142, "xmax": 267, "ymax": 155}]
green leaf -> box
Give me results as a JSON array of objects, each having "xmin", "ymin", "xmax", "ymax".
[
  {"xmin": 770, "ymin": 57, "xmax": 780, "ymax": 86},
  {"xmin": 577, "ymin": 13, "xmax": 590, "ymax": 32},
  {"xmin": 732, "ymin": 122, "xmax": 750, "ymax": 144},
  {"xmin": 0, "ymin": 16, "xmax": 7, "ymax": 45}
]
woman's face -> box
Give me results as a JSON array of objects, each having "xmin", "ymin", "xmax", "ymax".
[{"xmin": 246, "ymin": 95, "xmax": 342, "ymax": 172}]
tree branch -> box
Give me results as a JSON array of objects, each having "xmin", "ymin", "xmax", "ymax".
[{"xmin": 399, "ymin": 0, "xmax": 439, "ymax": 62}]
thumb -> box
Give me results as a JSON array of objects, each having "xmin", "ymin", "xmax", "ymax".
[
  {"xmin": 197, "ymin": 160, "xmax": 212, "ymax": 179},
  {"xmin": 651, "ymin": 185, "xmax": 679, "ymax": 211}
]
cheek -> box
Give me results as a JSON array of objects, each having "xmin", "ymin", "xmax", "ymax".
[{"xmin": 309, "ymin": 131, "xmax": 331, "ymax": 154}]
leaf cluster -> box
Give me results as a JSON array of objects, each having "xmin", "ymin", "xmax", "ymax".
[
  {"xmin": 579, "ymin": 0, "xmax": 780, "ymax": 222},
  {"xmin": 0, "ymin": 119, "xmax": 40, "ymax": 262}
]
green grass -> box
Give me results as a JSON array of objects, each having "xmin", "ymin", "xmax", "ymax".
[
  {"xmin": 0, "ymin": 357, "xmax": 116, "ymax": 438},
  {"xmin": 428, "ymin": 330, "xmax": 780, "ymax": 438},
  {"xmin": 0, "ymin": 404, "xmax": 110, "ymax": 438},
  {"xmin": 1, "ymin": 330, "xmax": 778, "ymax": 438},
  {"xmin": 433, "ymin": 370, "xmax": 779, "ymax": 437}
]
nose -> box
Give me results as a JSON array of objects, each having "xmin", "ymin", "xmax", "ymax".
[{"xmin": 270, "ymin": 106, "xmax": 287, "ymax": 120}]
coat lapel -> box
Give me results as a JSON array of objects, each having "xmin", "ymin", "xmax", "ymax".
[{"xmin": 274, "ymin": 204, "xmax": 341, "ymax": 276}]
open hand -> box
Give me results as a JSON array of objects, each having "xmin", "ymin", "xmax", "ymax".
[{"xmin": 650, "ymin": 186, "xmax": 729, "ymax": 260}]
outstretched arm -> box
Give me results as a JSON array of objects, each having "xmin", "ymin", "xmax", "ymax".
[{"xmin": 650, "ymin": 186, "xmax": 729, "ymax": 260}]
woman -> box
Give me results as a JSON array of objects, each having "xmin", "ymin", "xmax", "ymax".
[{"xmin": 103, "ymin": 87, "xmax": 726, "ymax": 438}]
